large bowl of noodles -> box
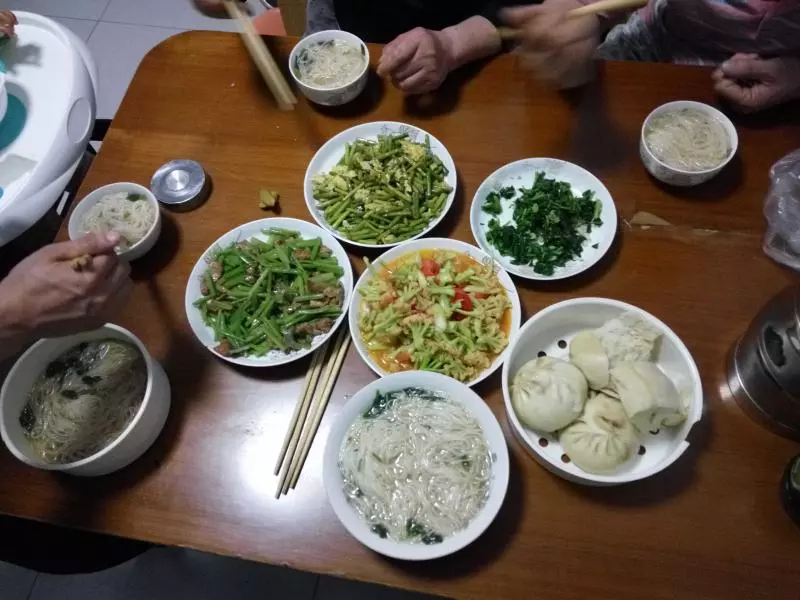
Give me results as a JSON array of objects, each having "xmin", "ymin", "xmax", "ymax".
[
  {"xmin": 0, "ymin": 324, "xmax": 171, "ymax": 476},
  {"xmin": 323, "ymin": 370, "xmax": 509, "ymax": 560},
  {"xmin": 640, "ymin": 100, "xmax": 737, "ymax": 187}
]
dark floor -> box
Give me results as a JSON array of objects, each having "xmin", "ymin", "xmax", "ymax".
[{"xmin": 0, "ymin": 546, "xmax": 441, "ymax": 600}]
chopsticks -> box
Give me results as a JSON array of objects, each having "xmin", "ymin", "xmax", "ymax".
[
  {"xmin": 497, "ymin": 0, "xmax": 648, "ymax": 40},
  {"xmin": 223, "ymin": 0, "xmax": 297, "ymax": 110},
  {"xmin": 274, "ymin": 326, "xmax": 351, "ymax": 497}
]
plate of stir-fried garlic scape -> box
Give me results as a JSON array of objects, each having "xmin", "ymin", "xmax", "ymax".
[
  {"xmin": 349, "ymin": 238, "xmax": 522, "ymax": 386},
  {"xmin": 185, "ymin": 218, "xmax": 353, "ymax": 367},
  {"xmin": 470, "ymin": 158, "xmax": 618, "ymax": 281},
  {"xmin": 304, "ymin": 122, "xmax": 457, "ymax": 249}
]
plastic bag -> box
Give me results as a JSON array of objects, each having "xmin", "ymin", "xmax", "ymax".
[{"xmin": 764, "ymin": 150, "xmax": 800, "ymax": 271}]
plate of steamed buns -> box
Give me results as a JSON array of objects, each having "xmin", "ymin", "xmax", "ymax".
[{"xmin": 501, "ymin": 298, "xmax": 703, "ymax": 486}]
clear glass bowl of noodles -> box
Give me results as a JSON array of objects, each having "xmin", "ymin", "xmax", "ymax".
[
  {"xmin": 0, "ymin": 324, "xmax": 171, "ymax": 476},
  {"xmin": 640, "ymin": 100, "xmax": 738, "ymax": 187},
  {"xmin": 323, "ymin": 370, "xmax": 510, "ymax": 560}
]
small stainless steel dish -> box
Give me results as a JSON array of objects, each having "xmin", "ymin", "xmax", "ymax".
[{"xmin": 151, "ymin": 159, "xmax": 210, "ymax": 211}]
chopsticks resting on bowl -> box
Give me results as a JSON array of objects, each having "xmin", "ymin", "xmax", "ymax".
[
  {"xmin": 223, "ymin": 0, "xmax": 297, "ymax": 110},
  {"xmin": 497, "ymin": 0, "xmax": 648, "ymax": 40},
  {"xmin": 275, "ymin": 326, "xmax": 351, "ymax": 498}
]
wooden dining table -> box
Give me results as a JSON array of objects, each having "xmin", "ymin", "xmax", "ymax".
[{"xmin": 1, "ymin": 32, "xmax": 799, "ymax": 599}]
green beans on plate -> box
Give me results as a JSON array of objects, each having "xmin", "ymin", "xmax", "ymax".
[
  {"xmin": 311, "ymin": 133, "xmax": 453, "ymax": 245},
  {"xmin": 194, "ymin": 228, "xmax": 345, "ymax": 358}
]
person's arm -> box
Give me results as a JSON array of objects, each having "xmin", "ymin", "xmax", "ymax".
[
  {"xmin": 377, "ymin": 14, "xmax": 503, "ymax": 95},
  {"xmin": 713, "ymin": 53, "xmax": 800, "ymax": 113},
  {"xmin": 0, "ymin": 233, "xmax": 131, "ymax": 361}
]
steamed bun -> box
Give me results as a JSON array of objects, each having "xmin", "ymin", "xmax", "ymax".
[{"xmin": 511, "ymin": 357, "xmax": 588, "ymax": 432}]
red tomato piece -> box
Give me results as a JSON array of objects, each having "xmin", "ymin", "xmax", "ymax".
[
  {"xmin": 420, "ymin": 259, "xmax": 440, "ymax": 277},
  {"xmin": 454, "ymin": 287, "xmax": 473, "ymax": 312}
]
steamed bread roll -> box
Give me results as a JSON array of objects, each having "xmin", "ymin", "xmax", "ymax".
[{"xmin": 610, "ymin": 362, "xmax": 686, "ymax": 433}]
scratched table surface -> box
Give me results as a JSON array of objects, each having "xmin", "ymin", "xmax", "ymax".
[{"xmin": 1, "ymin": 32, "xmax": 799, "ymax": 600}]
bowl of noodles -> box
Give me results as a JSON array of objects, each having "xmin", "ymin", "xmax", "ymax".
[
  {"xmin": 0, "ymin": 324, "xmax": 171, "ymax": 476},
  {"xmin": 324, "ymin": 370, "xmax": 509, "ymax": 560},
  {"xmin": 289, "ymin": 30, "xmax": 369, "ymax": 106},
  {"xmin": 68, "ymin": 182, "xmax": 161, "ymax": 261},
  {"xmin": 349, "ymin": 238, "xmax": 522, "ymax": 386},
  {"xmin": 640, "ymin": 101, "xmax": 738, "ymax": 187}
]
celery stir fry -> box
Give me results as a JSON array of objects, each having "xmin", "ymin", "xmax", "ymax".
[
  {"xmin": 311, "ymin": 133, "xmax": 452, "ymax": 245},
  {"xmin": 195, "ymin": 228, "xmax": 344, "ymax": 357},
  {"xmin": 358, "ymin": 250, "xmax": 511, "ymax": 382}
]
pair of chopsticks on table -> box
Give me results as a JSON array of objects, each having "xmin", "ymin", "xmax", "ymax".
[
  {"xmin": 223, "ymin": 0, "xmax": 297, "ymax": 110},
  {"xmin": 274, "ymin": 326, "xmax": 351, "ymax": 497},
  {"xmin": 497, "ymin": 0, "xmax": 647, "ymax": 40}
]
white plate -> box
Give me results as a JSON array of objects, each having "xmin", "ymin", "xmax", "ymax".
[
  {"xmin": 304, "ymin": 121, "xmax": 457, "ymax": 249},
  {"xmin": 470, "ymin": 158, "xmax": 618, "ymax": 281},
  {"xmin": 323, "ymin": 370, "xmax": 509, "ymax": 561},
  {"xmin": 184, "ymin": 217, "xmax": 353, "ymax": 368},
  {"xmin": 502, "ymin": 298, "xmax": 703, "ymax": 486},
  {"xmin": 349, "ymin": 237, "xmax": 522, "ymax": 387}
]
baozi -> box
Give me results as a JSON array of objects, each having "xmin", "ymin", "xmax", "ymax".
[
  {"xmin": 560, "ymin": 393, "xmax": 639, "ymax": 474},
  {"xmin": 596, "ymin": 312, "xmax": 661, "ymax": 367},
  {"xmin": 569, "ymin": 331, "xmax": 610, "ymax": 390},
  {"xmin": 511, "ymin": 357, "xmax": 588, "ymax": 432},
  {"xmin": 610, "ymin": 362, "xmax": 686, "ymax": 433}
]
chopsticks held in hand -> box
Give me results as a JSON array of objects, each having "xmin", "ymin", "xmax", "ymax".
[
  {"xmin": 497, "ymin": 0, "xmax": 648, "ymax": 40},
  {"xmin": 274, "ymin": 326, "xmax": 351, "ymax": 498},
  {"xmin": 223, "ymin": 0, "xmax": 297, "ymax": 110}
]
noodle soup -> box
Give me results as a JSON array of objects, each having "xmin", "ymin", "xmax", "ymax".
[
  {"xmin": 644, "ymin": 107, "xmax": 731, "ymax": 172},
  {"xmin": 80, "ymin": 191, "xmax": 157, "ymax": 252},
  {"xmin": 20, "ymin": 340, "xmax": 147, "ymax": 464},
  {"xmin": 339, "ymin": 386, "xmax": 492, "ymax": 545},
  {"xmin": 294, "ymin": 39, "xmax": 366, "ymax": 89}
]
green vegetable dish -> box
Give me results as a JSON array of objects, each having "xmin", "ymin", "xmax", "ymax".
[
  {"xmin": 311, "ymin": 133, "xmax": 452, "ymax": 245},
  {"xmin": 195, "ymin": 228, "xmax": 344, "ymax": 357},
  {"xmin": 358, "ymin": 249, "xmax": 511, "ymax": 382},
  {"xmin": 482, "ymin": 171, "xmax": 603, "ymax": 276}
]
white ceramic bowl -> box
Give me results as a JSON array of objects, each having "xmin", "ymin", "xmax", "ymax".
[
  {"xmin": 502, "ymin": 298, "xmax": 703, "ymax": 486},
  {"xmin": 304, "ymin": 121, "xmax": 457, "ymax": 249},
  {"xmin": 0, "ymin": 324, "xmax": 171, "ymax": 476},
  {"xmin": 324, "ymin": 370, "xmax": 509, "ymax": 560},
  {"xmin": 470, "ymin": 158, "xmax": 618, "ymax": 281},
  {"xmin": 640, "ymin": 100, "xmax": 738, "ymax": 187},
  {"xmin": 349, "ymin": 237, "xmax": 522, "ymax": 386},
  {"xmin": 185, "ymin": 217, "xmax": 354, "ymax": 368},
  {"xmin": 289, "ymin": 30, "xmax": 369, "ymax": 106},
  {"xmin": 68, "ymin": 182, "xmax": 162, "ymax": 262}
]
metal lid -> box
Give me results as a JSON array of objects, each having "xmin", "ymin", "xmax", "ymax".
[{"xmin": 151, "ymin": 159, "xmax": 209, "ymax": 211}]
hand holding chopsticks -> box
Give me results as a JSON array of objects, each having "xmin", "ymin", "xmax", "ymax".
[
  {"xmin": 498, "ymin": 0, "xmax": 648, "ymax": 40},
  {"xmin": 499, "ymin": 0, "xmax": 647, "ymax": 89},
  {"xmin": 223, "ymin": 0, "xmax": 297, "ymax": 110},
  {"xmin": 274, "ymin": 326, "xmax": 351, "ymax": 498}
]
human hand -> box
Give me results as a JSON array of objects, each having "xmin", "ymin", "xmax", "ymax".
[
  {"xmin": 502, "ymin": 0, "xmax": 601, "ymax": 89},
  {"xmin": 0, "ymin": 10, "xmax": 17, "ymax": 38},
  {"xmin": 713, "ymin": 54, "xmax": 800, "ymax": 113},
  {"xmin": 377, "ymin": 27, "xmax": 454, "ymax": 94},
  {"xmin": 0, "ymin": 232, "xmax": 132, "ymax": 346}
]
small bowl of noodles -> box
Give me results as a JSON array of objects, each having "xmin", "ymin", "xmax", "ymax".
[
  {"xmin": 640, "ymin": 100, "xmax": 738, "ymax": 187},
  {"xmin": 289, "ymin": 30, "xmax": 370, "ymax": 106},
  {"xmin": 68, "ymin": 182, "xmax": 161, "ymax": 261},
  {"xmin": 323, "ymin": 370, "xmax": 509, "ymax": 560},
  {"xmin": 0, "ymin": 324, "xmax": 171, "ymax": 476}
]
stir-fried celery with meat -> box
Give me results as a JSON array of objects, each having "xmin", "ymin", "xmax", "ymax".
[
  {"xmin": 358, "ymin": 250, "xmax": 510, "ymax": 382},
  {"xmin": 195, "ymin": 228, "xmax": 344, "ymax": 357},
  {"xmin": 311, "ymin": 133, "xmax": 452, "ymax": 245}
]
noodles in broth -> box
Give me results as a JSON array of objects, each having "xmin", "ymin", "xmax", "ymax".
[
  {"xmin": 80, "ymin": 191, "xmax": 156, "ymax": 252},
  {"xmin": 20, "ymin": 340, "xmax": 147, "ymax": 464},
  {"xmin": 645, "ymin": 107, "xmax": 730, "ymax": 172},
  {"xmin": 339, "ymin": 387, "xmax": 492, "ymax": 544}
]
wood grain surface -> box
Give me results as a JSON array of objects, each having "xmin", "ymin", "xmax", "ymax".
[{"xmin": 2, "ymin": 32, "xmax": 800, "ymax": 599}]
